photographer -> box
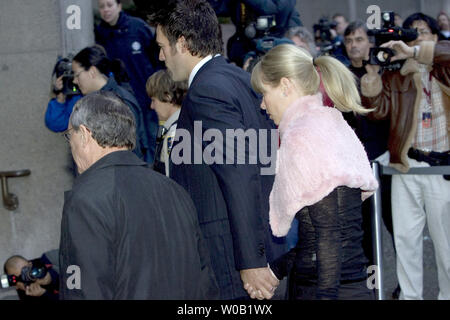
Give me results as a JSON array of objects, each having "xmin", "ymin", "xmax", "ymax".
[
  {"xmin": 45, "ymin": 58, "xmax": 82, "ymax": 132},
  {"xmin": 95, "ymin": 0, "xmax": 163, "ymax": 164},
  {"xmin": 227, "ymin": 0, "xmax": 302, "ymax": 67},
  {"xmin": 3, "ymin": 253, "xmax": 59, "ymax": 300},
  {"xmin": 361, "ymin": 13, "xmax": 450, "ymax": 300},
  {"xmin": 313, "ymin": 16, "xmax": 349, "ymax": 66}
]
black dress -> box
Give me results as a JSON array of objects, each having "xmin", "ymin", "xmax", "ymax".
[{"xmin": 270, "ymin": 186, "xmax": 374, "ymax": 300}]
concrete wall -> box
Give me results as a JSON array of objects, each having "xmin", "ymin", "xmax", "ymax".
[{"xmin": 0, "ymin": 0, "xmax": 92, "ymax": 299}]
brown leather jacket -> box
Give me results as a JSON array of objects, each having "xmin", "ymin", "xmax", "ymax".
[{"xmin": 361, "ymin": 40, "xmax": 450, "ymax": 172}]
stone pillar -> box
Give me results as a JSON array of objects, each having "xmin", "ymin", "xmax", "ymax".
[{"xmin": 59, "ymin": 0, "xmax": 94, "ymax": 57}]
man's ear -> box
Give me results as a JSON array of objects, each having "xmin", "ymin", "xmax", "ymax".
[
  {"xmin": 79, "ymin": 125, "xmax": 92, "ymax": 146},
  {"xmin": 176, "ymin": 36, "xmax": 188, "ymax": 54}
]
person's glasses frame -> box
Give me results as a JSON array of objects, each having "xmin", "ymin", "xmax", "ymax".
[
  {"xmin": 62, "ymin": 127, "xmax": 74, "ymax": 142},
  {"xmin": 73, "ymin": 70, "xmax": 86, "ymax": 79}
]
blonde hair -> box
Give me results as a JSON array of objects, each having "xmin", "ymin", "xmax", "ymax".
[{"xmin": 251, "ymin": 44, "xmax": 369, "ymax": 114}]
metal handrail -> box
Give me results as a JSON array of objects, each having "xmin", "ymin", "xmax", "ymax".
[
  {"xmin": 0, "ymin": 169, "xmax": 31, "ymax": 211},
  {"xmin": 370, "ymin": 162, "xmax": 450, "ymax": 300}
]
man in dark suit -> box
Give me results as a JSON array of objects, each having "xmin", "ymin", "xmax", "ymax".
[
  {"xmin": 59, "ymin": 91, "xmax": 218, "ymax": 299},
  {"xmin": 151, "ymin": 0, "xmax": 286, "ymax": 300}
]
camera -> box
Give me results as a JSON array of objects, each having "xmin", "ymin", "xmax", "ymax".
[
  {"xmin": 242, "ymin": 14, "xmax": 294, "ymax": 73},
  {"xmin": 244, "ymin": 36, "xmax": 294, "ymax": 73},
  {"xmin": 366, "ymin": 11, "xmax": 418, "ymax": 70},
  {"xmin": 1, "ymin": 259, "xmax": 48, "ymax": 289},
  {"xmin": 313, "ymin": 17, "xmax": 340, "ymax": 55},
  {"xmin": 53, "ymin": 56, "xmax": 80, "ymax": 96},
  {"xmin": 245, "ymin": 15, "xmax": 276, "ymax": 39}
]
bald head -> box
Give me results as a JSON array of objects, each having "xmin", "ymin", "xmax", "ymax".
[{"xmin": 4, "ymin": 255, "xmax": 29, "ymax": 276}]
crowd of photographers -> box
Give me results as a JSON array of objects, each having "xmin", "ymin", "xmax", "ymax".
[{"xmin": 1, "ymin": 0, "xmax": 449, "ymax": 300}]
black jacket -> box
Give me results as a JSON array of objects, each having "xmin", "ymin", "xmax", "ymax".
[
  {"xmin": 170, "ymin": 56, "xmax": 286, "ymax": 299},
  {"xmin": 59, "ymin": 151, "xmax": 218, "ymax": 299},
  {"xmin": 101, "ymin": 76, "xmax": 148, "ymax": 161},
  {"xmin": 95, "ymin": 12, "xmax": 161, "ymax": 162}
]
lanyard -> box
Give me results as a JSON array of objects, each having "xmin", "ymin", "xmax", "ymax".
[{"xmin": 422, "ymin": 72, "xmax": 433, "ymax": 107}]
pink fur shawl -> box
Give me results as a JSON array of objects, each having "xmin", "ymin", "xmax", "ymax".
[{"xmin": 270, "ymin": 94, "xmax": 379, "ymax": 237}]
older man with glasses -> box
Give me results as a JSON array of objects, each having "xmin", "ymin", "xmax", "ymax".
[{"xmin": 58, "ymin": 91, "xmax": 218, "ymax": 299}]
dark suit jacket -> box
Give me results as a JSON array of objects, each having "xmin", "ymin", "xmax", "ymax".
[
  {"xmin": 170, "ymin": 56, "xmax": 286, "ymax": 299},
  {"xmin": 59, "ymin": 150, "xmax": 218, "ymax": 299}
]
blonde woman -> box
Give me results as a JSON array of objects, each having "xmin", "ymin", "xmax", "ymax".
[{"xmin": 248, "ymin": 44, "xmax": 378, "ymax": 300}]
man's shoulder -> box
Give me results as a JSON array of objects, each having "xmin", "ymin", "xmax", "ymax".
[
  {"xmin": 191, "ymin": 58, "xmax": 253, "ymax": 95},
  {"xmin": 70, "ymin": 167, "xmax": 116, "ymax": 199},
  {"xmin": 202, "ymin": 57, "xmax": 248, "ymax": 78}
]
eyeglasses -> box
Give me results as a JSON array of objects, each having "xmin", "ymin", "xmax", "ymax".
[
  {"xmin": 62, "ymin": 128, "xmax": 74, "ymax": 142},
  {"xmin": 73, "ymin": 70, "xmax": 85, "ymax": 79}
]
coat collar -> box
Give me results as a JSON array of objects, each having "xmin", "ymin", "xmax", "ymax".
[
  {"xmin": 190, "ymin": 55, "xmax": 227, "ymax": 88},
  {"xmin": 101, "ymin": 75, "xmax": 119, "ymax": 91},
  {"xmin": 99, "ymin": 11, "xmax": 129, "ymax": 31},
  {"xmin": 73, "ymin": 150, "xmax": 148, "ymax": 187}
]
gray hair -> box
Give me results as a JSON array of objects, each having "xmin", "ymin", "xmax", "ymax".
[
  {"xmin": 285, "ymin": 26, "xmax": 318, "ymax": 57},
  {"xmin": 70, "ymin": 91, "xmax": 136, "ymax": 149}
]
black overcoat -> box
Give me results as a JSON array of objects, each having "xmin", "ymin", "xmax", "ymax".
[{"xmin": 59, "ymin": 150, "xmax": 218, "ymax": 299}]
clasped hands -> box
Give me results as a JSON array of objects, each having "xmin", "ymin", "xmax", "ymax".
[{"xmin": 240, "ymin": 266, "xmax": 280, "ymax": 300}]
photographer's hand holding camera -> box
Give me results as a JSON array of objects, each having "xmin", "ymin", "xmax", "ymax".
[
  {"xmin": 54, "ymin": 75, "xmax": 67, "ymax": 103},
  {"xmin": 2, "ymin": 254, "xmax": 59, "ymax": 300},
  {"xmin": 361, "ymin": 12, "xmax": 450, "ymax": 300},
  {"xmin": 45, "ymin": 58, "xmax": 82, "ymax": 133},
  {"xmin": 363, "ymin": 40, "xmax": 415, "ymax": 80}
]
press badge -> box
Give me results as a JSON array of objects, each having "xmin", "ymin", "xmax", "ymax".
[{"xmin": 422, "ymin": 112, "xmax": 432, "ymax": 128}]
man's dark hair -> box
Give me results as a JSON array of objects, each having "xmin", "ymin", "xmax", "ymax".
[
  {"xmin": 344, "ymin": 20, "xmax": 374, "ymax": 43},
  {"xmin": 403, "ymin": 12, "xmax": 440, "ymax": 35},
  {"xmin": 149, "ymin": 0, "xmax": 223, "ymax": 57}
]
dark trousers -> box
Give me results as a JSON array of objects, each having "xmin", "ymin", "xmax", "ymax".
[{"xmin": 289, "ymin": 279, "xmax": 375, "ymax": 300}]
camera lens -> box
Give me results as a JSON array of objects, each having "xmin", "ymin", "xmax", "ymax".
[
  {"xmin": 377, "ymin": 51, "xmax": 389, "ymax": 62},
  {"xmin": 256, "ymin": 17, "xmax": 269, "ymax": 30}
]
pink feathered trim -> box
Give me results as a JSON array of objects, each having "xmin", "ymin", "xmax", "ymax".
[{"xmin": 270, "ymin": 94, "xmax": 379, "ymax": 237}]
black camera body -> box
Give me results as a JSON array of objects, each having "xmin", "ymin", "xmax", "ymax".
[
  {"xmin": 245, "ymin": 36, "xmax": 294, "ymax": 73},
  {"xmin": 313, "ymin": 17, "xmax": 340, "ymax": 55},
  {"xmin": 1, "ymin": 259, "xmax": 48, "ymax": 289},
  {"xmin": 245, "ymin": 15, "xmax": 277, "ymax": 39},
  {"xmin": 53, "ymin": 56, "xmax": 80, "ymax": 96},
  {"xmin": 242, "ymin": 14, "xmax": 295, "ymax": 72},
  {"xmin": 367, "ymin": 11, "xmax": 418, "ymax": 70}
]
